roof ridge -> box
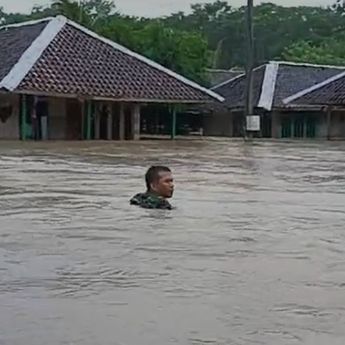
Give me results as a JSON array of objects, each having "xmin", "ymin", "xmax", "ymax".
[
  {"xmin": 0, "ymin": 16, "xmax": 67, "ymax": 91},
  {"xmin": 0, "ymin": 17, "xmax": 54, "ymax": 31},
  {"xmin": 211, "ymin": 64, "xmax": 266, "ymax": 90},
  {"xmin": 257, "ymin": 61, "xmax": 279, "ymax": 110},
  {"xmin": 206, "ymin": 68, "xmax": 244, "ymax": 72},
  {"xmin": 283, "ymin": 70, "xmax": 345, "ymax": 105},
  {"xmin": 271, "ymin": 60, "xmax": 345, "ymax": 70},
  {"xmin": 65, "ymin": 18, "xmax": 224, "ymax": 102}
]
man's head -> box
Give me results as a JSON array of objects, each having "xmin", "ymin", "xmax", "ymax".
[{"xmin": 145, "ymin": 166, "xmax": 174, "ymax": 198}]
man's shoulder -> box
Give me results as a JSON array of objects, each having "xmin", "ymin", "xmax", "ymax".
[
  {"xmin": 130, "ymin": 193, "xmax": 146, "ymax": 204},
  {"xmin": 130, "ymin": 192, "xmax": 172, "ymax": 210}
]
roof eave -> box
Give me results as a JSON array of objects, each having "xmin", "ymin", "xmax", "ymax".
[{"xmin": 13, "ymin": 89, "xmax": 217, "ymax": 104}]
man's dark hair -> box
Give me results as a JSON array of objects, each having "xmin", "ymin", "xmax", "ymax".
[{"xmin": 145, "ymin": 166, "xmax": 171, "ymax": 191}]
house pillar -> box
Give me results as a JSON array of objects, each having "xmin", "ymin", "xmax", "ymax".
[
  {"xmin": 21, "ymin": 95, "xmax": 27, "ymax": 140},
  {"xmin": 41, "ymin": 116, "xmax": 48, "ymax": 140},
  {"xmin": 119, "ymin": 103, "xmax": 125, "ymax": 140},
  {"xmin": 228, "ymin": 111, "xmax": 234, "ymax": 137},
  {"xmin": 80, "ymin": 100, "xmax": 85, "ymax": 140},
  {"xmin": 303, "ymin": 115, "xmax": 307, "ymax": 139},
  {"xmin": 155, "ymin": 112, "xmax": 159, "ymax": 134},
  {"xmin": 94, "ymin": 105, "xmax": 100, "ymax": 140},
  {"xmin": 31, "ymin": 96, "xmax": 38, "ymax": 140},
  {"xmin": 131, "ymin": 104, "xmax": 140, "ymax": 140},
  {"xmin": 86, "ymin": 101, "xmax": 92, "ymax": 140},
  {"xmin": 271, "ymin": 111, "xmax": 280, "ymax": 138},
  {"xmin": 171, "ymin": 107, "xmax": 177, "ymax": 139},
  {"xmin": 107, "ymin": 104, "xmax": 113, "ymax": 140},
  {"xmin": 326, "ymin": 107, "xmax": 332, "ymax": 140}
]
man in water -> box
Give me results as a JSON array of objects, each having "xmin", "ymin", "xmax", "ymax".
[{"xmin": 130, "ymin": 166, "xmax": 174, "ymax": 209}]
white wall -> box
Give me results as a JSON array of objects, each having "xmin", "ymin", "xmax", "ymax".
[{"xmin": 0, "ymin": 94, "xmax": 20, "ymax": 139}]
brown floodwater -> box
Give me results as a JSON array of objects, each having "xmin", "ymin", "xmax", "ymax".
[{"xmin": 1, "ymin": 139, "xmax": 345, "ymax": 345}]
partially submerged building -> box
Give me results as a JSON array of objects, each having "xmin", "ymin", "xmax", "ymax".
[
  {"xmin": 204, "ymin": 61, "xmax": 345, "ymax": 139},
  {"xmin": 283, "ymin": 71, "xmax": 345, "ymax": 139},
  {"xmin": 0, "ymin": 16, "xmax": 223, "ymax": 140}
]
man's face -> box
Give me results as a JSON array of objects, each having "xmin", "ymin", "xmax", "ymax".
[{"xmin": 151, "ymin": 171, "xmax": 174, "ymax": 198}]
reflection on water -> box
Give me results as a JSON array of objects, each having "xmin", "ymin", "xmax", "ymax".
[{"xmin": 1, "ymin": 140, "xmax": 345, "ymax": 345}]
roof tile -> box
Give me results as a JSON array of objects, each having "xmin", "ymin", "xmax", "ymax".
[
  {"xmin": 0, "ymin": 21, "xmax": 48, "ymax": 81},
  {"xmin": 290, "ymin": 74, "xmax": 345, "ymax": 105},
  {"xmin": 18, "ymin": 23, "xmax": 215, "ymax": 102},
  {"xmin": 274, "ymin": 64, "xmax": 343, "ymax": 106},
  {"xmin": 212, "ymin": 66, "xmax": 266, "ymax": 109},
  {"xmin": 212, "ymin": 62, "xmax": 345, "ymax": 110}
]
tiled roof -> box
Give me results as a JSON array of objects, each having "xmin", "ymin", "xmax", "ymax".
[
  {"xmin": 212, "ymin": 61, "xmax": 345, "ymax": 110},
  {"xmin": 0, "ymin": 16, "xmax": 223, "ymax": 103},
  {"xmin": 211, "ymin": 65, "xmax": 266, "ymax": 109},
  {"xmin": 274, "ymin": 64, "xmax": 343, "ymax": 107},
  {"xmin": 283, "ymin": 72, "xmax": 345, "ymax": 106},
  {"xmin": 0, "ymin": 20, "xmax": 48, "ymax": 82}
]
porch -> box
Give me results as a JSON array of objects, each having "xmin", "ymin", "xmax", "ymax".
[{"xmin": 0, "ymin": 94, "xmax": 192, "ymax": 141}]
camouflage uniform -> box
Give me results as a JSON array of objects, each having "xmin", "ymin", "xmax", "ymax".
[{"xmin": 130, "ymin": 192, "xmax": 172, "ymax": 210}]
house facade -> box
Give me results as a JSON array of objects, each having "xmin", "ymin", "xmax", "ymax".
[
  {"xmin": 283, "ymin": 70, "xmax": 345, "ymax": 139},
  {"xmin": 203, "ymin": 61, "xmax": 345, "ymax": 139},
  {"xmin": 0, "ymin": 16, "xmax": 223, "ymax": 141}
]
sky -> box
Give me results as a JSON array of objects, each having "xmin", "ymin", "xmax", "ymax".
[{"xmin": 0, "ymin": 0, "xmax": 335, "ymax": 17}]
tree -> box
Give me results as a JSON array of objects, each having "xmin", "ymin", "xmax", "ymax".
[
  {"xmin": 82, "ymin": 0, "xmax": 116, "ymax": 23},
  {"xmin": 51, "ymin": 0, "xmax": 115, "ymax": 26},
  {"xmin": 51, "ymin": 0, "xmax": 90, "ymax": 24},
  {"xmin": 282, "ymin": 39, "xmax": 345, "ymax": 65},
  {"xmin": 163, "ymin": 1, "xmax": 345, "ymax": 69},
  {"xmin": 97, "ymin": 18, "xmax": 209, "ymax": 82},
  {"xmin": 136, "ymin": 22, "xmax": 209, "ymax": 83},
  {"xmin": 204, "ymin": 3, "xmax": 344, "ymax": 69},
  {"xmin": 332, "ymin": 0, "xmax": 345, "ymax": 13}
]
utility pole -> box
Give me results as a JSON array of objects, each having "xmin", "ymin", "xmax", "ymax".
[{"xmin": 244, "ymin": 0, "xmax": 254, "ymax": 138}]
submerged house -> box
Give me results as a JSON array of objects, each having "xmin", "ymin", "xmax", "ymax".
[
  {"xmin": 283, "ymin": 71, "xmax": 345, "ymax": 139},
  {"xmin": 204, "ymin": 61, "xmax": 345, "ymax": 139},
  {"xmin": 0, "ymin": 16, "xmax": 223, "ymax": 140}
]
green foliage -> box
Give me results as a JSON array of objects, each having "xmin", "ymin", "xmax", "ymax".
[
  {"xmin": 162, "ymin": 1, "xmax": 345, "ymax": 69},
  {"xmin": 94, "ymin": 16, "xmax": 209, "ymax": 82},
  {"xmin": 51, "ymin": 0, "xmax": 115, "ymax": 26},
  {"xmin": 282, "ymin": 39, "xmax": 345, "ymax": 66},
  {"xmin": 42, "ymin": 1, "xmax": 209, "ymax": 82}
]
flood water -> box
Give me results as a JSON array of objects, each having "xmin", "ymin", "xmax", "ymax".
[{"xmin": 1, "ymin": 139, "xmax": 345, "ymax": 345}]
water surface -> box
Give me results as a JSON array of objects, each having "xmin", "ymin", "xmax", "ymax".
[{"xmin": 1, "ymin": 140, "xmax": 345, "ymax": 345}]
